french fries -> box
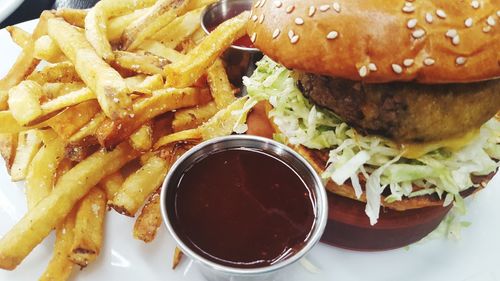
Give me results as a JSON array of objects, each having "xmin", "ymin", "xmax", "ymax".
[
  {"xmin": 27, "ymin": 62, "xmax": 81, "ymax": 84},
  {"xmin": 207, "ymin": 59, "xmax": 235, "ymax": 108},
  {"xmin": 34, "ymin": 35, "xmax": 66, "ymax": 63},
  {"xmin": 7, "ymin": 81, "xmax": 43, "ymax": 126},
  {"xmin": 6, "ymin": 26, "xmax": 31, "ymax": 48},
  {"xmin": 10, "ymin": 130, "xmax": 43, "ymax": 182},
  {"xmin": 55, "ymin": 8, "xmax": 88, "ymax": 28},
  {"xmin": 126, "ymin": 74, "xmax": 164, "ymax": 95},
  {"xmin": 69, "ymin": 187, "xmax": 107, "ymax": 268},
  {"xmin": 153, "ymin": 7, "xmax": 203, "ymax": 48},
  {"xmin": 114, "ymin": 51, "xmax": 168, "ymax": 75},
  {"xmin": 48, "ymin": 100, "xmax": 101, "ymax": 139},
  {"xmin": 172, "ymin": 247, "xmax": 184, "ymax": 269},
  {"xmin": 100, "ymin": 172, "xmax": 125, "ymax": 201},
  {"xmin": 0, "ymin": 111, "xmax": 24, "ymax": 134},
  {"xmin": 0, "ymin": 134, "xmax": 18, "ymax": 173},
  {"xmin": 0, "ymin": 142, "xmax": 138, "ymax": 270},
  {"xmin": 129, "ymin": 124, "xmax": 153, "ymax": 151},
  {"xmin": 133, "ymin": 189, "xmax": 162, "ymax": 243},
  {"xmin": 48, "ymin": 18, "xmax": 132, "ymax": 119},
  {"xmin": 164, "ymin": 11, "xmax": 249, "ymax": 88},
  {"xmin": 85, "ymin": 7, "xmax": 115, "ymax": 62},
  {"xmin": 173, "ymin": 101, "xmax": 218, "ymax": 131},
  {"xmin": 154, "ymin": 128, "xmax": 202, "ymax": 150},
  {"xmin": 139, "ymin": 40, "xmax": 186, "ymax": 62},
  {"xmin": 107, "ymin": 8, "xmax": 149, "ymax": 43}
]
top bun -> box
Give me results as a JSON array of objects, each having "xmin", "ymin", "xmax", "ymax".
[{"xmin": 248, "ymin": 0, "xmax": 500, "ymax": 83}]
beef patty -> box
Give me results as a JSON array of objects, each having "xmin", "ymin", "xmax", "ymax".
[{"xmin": 296, "ymin": 73, "xmax": 500, "ymax": 143}]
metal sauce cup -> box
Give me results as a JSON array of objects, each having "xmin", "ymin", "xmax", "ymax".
[{"xmin": 160, "ymin": 135, "xmax": 328, "ymax": 281}]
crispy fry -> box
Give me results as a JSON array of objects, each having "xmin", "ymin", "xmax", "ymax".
[
  {"xmin": 172, "ymin": 101, "xmax": 218, "ymax": 132},
  {"xmin": 125, "ymin": 74, "xmax": 164, "ymax": 95},
  {"xmin": 172, "ymin": 247, "xmax": 183, "ymax": 269},
  {"xmin": 121, "ymin": 0, "xmax": 189, "ymax": 50},
  {"xmin": 114, "ymin": 51, "xmax": 168, "ymax": 75},
  {"xmin": 68, "ymin": 112, "xmax": 106, "ymax": 143},
  {"xmin": 0, "ymin": 142, "xmax": 138, "ymax": 270},
  {"xmin": 25, "ymin": 130, "xmax": 64, "ymax": 209},
  {"xmin": 41, "ymin": 87, "xmax": 95, "ymax": 114},
  {"xmin": 48, "ymin": 100, "xmax": 101, "ymax": 139},
  {"xmin": 129, "ymin": 124, "xmax": 153, "ymax": 151},
  {"xmin": 56, "ymin": 8, "xmax": 88, "ymax": 28},
  {"xmin": 107, "ymin": 8, "xmax": 149, "ymax": 43},
  {"xmin": 164, "ymin": 11, "xmax": 249, "ymax": 88},
  {"xmin": 133, "ymin": 189, "xmax": 161, "ymax": 243},
  {"xmin": 48, "ymin": 18, "xmax": 132, "ymax": 119},
  {"xmin": 189, "ymin": 27, "xmax": 207, "ymax": 45},
  {"xmin": 34, "ymin": 35, "xmax": 65, "ymax": 63},
  {"xmin": 199, "ymin": 97, "xmax": 250, "ymax": 140},
  {"xmin": 0, "ymin": 111, "xmax": 24, "ymax": 134},
  {"xmin": 185, "ymin": 0, "xmax": 217, "ymax": 10},
  {"xmin": 27, "ymin": 62, "xmax": 80, "ymax": 84},
  {"xmin": 139, "ymin": 40, "xmax": 185, "ymax": 62},
  {"xmin": 69, "ymin": 187, "xmax": 106, "ymax": 268},
  {"xmin": 0, "ymin": 90, "xmax": 7, "ymax": 110},
  {"xmin": 0, "ymin": 133, "xmax": 18, "ymax": 173},
  {"xmin": 100, "ymin": 172, "xmax": 124, "ymax": 201},
  {"xmin": 65, "ymin": 140, "xmax": 100, "ymax": 163},
  {"xmin": 153, "ymin": 7, "xmax": 203, "ymax": 48},
  {"xmin": 42, "ymin": 82, "xmax": 85, "ymax": 99},
  {"xmin": 10, "ymin": 130, "xmax": 43, "ymax": 182},
  {"xmin": 39, "ymin": 207, "xmax": 76, "ymax": 281},
  {"xmin": 207, "ymin": 59, "xmax": 235, "ymax": 108},
  {"xmin": 6, "ymin": 26, "xmax": 31, "ymax": 48},
  {"xmin": 96, "ymin": 87, "xmax": 211, "ymax": 149},
  {"xmin": 154, "ymin": 128, "xmax": 202, "ymax": 150},
  {"xmin": 109, "ymin": 156, "xmax": 169, "ymax": 216},
  {"xmin": 85, "ymin": 7, "xmax": 114, "ymax": 62},
  {"xmin": 7, "ymin": 81, "xmax": 43, "ymax": 126}
]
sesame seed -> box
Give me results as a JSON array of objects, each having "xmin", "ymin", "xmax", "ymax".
[
  {"xmin": 424, "ymin": 58, "xmax": 435, "ymax": 66},
  {"xmin": 436, "ymin": 9, "xmax": 447, "ymax": 19},
  {"xmin": 250, "ymin": 33, "xmax": 256, "ymax": 43},
  {"xmin": 259, "ymin": 0, "xmax": 266, "ymax": 7},
  {"xmin": 113, "ymin": 97, "xmax": 120, "ymax": 103},
  {"xmin": 407, "ymin": 19, "xmax": 418, "ymax": 29},
  {"xmin": 295, "ymin": 17, "xmax": 304, "ymax": 25},
  {"xmin": 465, "ymin": 18, "xmax": 473, "ymax": 27},
  {"xmin": 358, "ymin": 66, "xmax": 368, "ymax": 77},
  {"xmin": 471, "ymin": 0, "xmax": 480, "ymax": 9},
  {"xmin": 392, "ymin": 64, "xmax": 403, "ymax": 74},
  {"xmin": 251, "ymin": 15, "xmax": 258, "ymax": 22},
  {"xmin": 273, "ymin": 0, "xmax": 282, "ymax": 8},
  {"xmin": 308, "ymin": 6, "xmax": 316, "ymax": 17},
  {"xmin": 487, "ymin": 16, "xmax": 496, "ymax": 26},
  {"xmin": 456, "ymin": 57, "xmax": 467, "ymax": 65},
  {"xmin": 402, "ymin": 2, "xmax": 415, "ymax": 13},
  {"xmin": 288, "ymin": 30, "xmax": 295, "ymax": 39},
  {"xmin": 290, "ymin": 35, "xmax": 299, "ymax": 44},
  {"xmin": 326, "ymin": 31, "xmax": 339, "ymax": 40},
  {"xmin": 319, "ymin": 5, "xmax": 330, "ymax": 12},
  {"xmin": 333, "ymin": 2, "xmax": 341, "ymax": 13},
  {"xmin": 259, "ymin": 14, "xmax": 265, "ymax": 24},
  {"xmin": 368, "ymin": 63, "xmax": 378, "ymax": 71},
  {"xmin": 452, "ymin": 35, "xmax": 460, "ymax": 45},
  {"xmin": 482, "ymin": 25, "xmax": 492, "ymax": 33},
  {"xmin": 425, "ymin": 13, "xmax": 434, "ymax": 23},
  {"xmin": 272, "ymin": 29, "xmax": 281, "ymax": 39},
  {"xmin": 286, "ymin": 5, "xmax": 295, "ymax": 13},
  {"xmin": 403, "ymin": 59, "xmax": 414, "ymax": 67},
  {"xmin": 412, "ymin": 29, "xmax": 426, "ymax": 39},
  {"xmin": 445, "ymin": 29, "xmax": 457, "ymax": 38}
]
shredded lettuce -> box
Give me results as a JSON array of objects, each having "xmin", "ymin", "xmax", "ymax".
[{"xmin": 239, "ymin": 56, "xmax": 499, "ymax": 226}]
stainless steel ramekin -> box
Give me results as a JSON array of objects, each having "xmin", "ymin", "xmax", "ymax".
[{"xmin": 160, "ymin": 135, "xmax": 328, "ymax": 281}]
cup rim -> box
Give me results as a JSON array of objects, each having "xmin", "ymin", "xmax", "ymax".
[
  {"xmin": 200, "ymin": 0, "xmax": 261, "ymax": 53},
  {"xmin": 160, "ymin": 135, "xmax": 328, "ymax": 276}
]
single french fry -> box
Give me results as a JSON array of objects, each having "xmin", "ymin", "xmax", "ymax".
[
  {"xmin": 114, "ymin": 51, "xmax": 168, "ymax": 75},
  {"xmin": 0, "ymin": 133, "xmax": 18, "ymax": 173},
  {"xmin": 172, "ymin": 101, "xmax": 218, "ymax": 132},
  {"xmin": 68, "ymin": 112, "xmax": 106, "ymax": 143},
  {"xmin": 100, "ymin": 172, "xmax": 124, "ymax": 201},
  {"xmin": 207, "ymin": 59, "xmax": 235, "ymax": 108},
  {"xmin": 7, "ymin": 81, "xmax": 43, "ymax": 126},
  {"xmin": 55, "ymin": 8, "xmax": 88, "ymax": 28},
  {"xmin": 172, "ymin": 247, "xmax": 183, "ymax": 269},
  {"xmin": 153, "ymin": 7, "xmax": 203, "ymax": 48},
  {"xmin": 121, "ymin": 0, "xmax": 189, "ymax": 50},
  {"xmin": 42, "ymin": 82, "xmax": 85, "ymax": 99},
  {"xmin": 0, "ymin": 90, "xmax": 8, "ymax": 110},
  {"xmin": 125, "ymin": 74, "xmax": 164, "ymax": 95},
  {"xmin": 85, "ymin": 7, "xmax": 114, "ymax": 62},
  {"xmin": 68, "ymin": 187, "xmax": 106, "ymax": 268},
  {"xmin": 27, "ymin": 62, "xmax": 81, "ymax": 85},
  {"xmin": 154, "ymin": 128, "xmax": 202, "ymax": 150},
  {"xmin": 25, "ymin": 130, "xmax": 65, "ymax": 209},
  {"xmin": 185, "ymin": 0, "xmax": 217, "ymax": 10},
  {"xmin": 164, "ymin": 11, "xmax": 249, "ymax": 88},
  {"xmin": 6, "ymin": 26, "xmax": 31, "ymax": 48},
  {"xmin": 0, "ymin": 111, "xmax": 24, "ymax": 134},
  {"xmin": 133, "ymin": 189, "xmax": 161, "ymax": 243},
  {"xmin": 189, "ymin": 27, "xmax": 207, "ymax": 45},
  {"xmin": 109, "ymin": 155, "xmax": 169, "ymax": 216},
  {"xmin": 96, "ymin": 87, "xmax": 211, "ymax": 149},
  {"xmin": 10, "ymin": 130, "xmax": 43, "ymax": 182},
  {"xmin": 0, "ymin": 142, "xmax": 138, "ymax": 270},
  {"xmin": 138, "ymin": 40, "xmax": 186, "ymax": 63},
  {"xmin": 39, "ymin": 207, "xmax": 76, "ymax": 281},
  {"xmin": 41, "ymin": 87, "xmax": 95, "ymax": 114},
  {"xmin": 107, "ymin": 8, "xmax": 149, "ymax": 43},
  {"xmin": 129, "ymin": 124, "xmax": 153, "ymax": 152},
  {"xmin": 34, "ymin": 35, "xmax": 65, "ymax": 63},
  {"xmin": 199, "ymin": 97, "xmax": 250, "ymax": 140},
  {"xmin": 48, "ymin": 100, "xmax": 101, "ymax": 139},
  {"xmin": 48, "ymin": 18, "xmax": 132, "ymax": 120}
]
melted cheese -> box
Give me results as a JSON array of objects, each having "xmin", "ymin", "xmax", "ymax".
[{"xmin": 401, "ymin": 129, "xmax": 479, "ymax": 159}]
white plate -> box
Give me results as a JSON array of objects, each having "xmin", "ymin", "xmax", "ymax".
[
  {"xmin": 1, "ymin": 20, "xmax": 500, "ymax": 281},
  {"xmin": 0, "ymin": 0, "xmax": 23, "ymax": 24}
]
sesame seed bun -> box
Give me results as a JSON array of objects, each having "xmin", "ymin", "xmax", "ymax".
[{"xmin": 248, "ymin": 0, "xmax": 500, "ymax": 83}]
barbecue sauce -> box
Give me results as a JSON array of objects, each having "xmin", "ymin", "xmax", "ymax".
[{"xmin": 168, "ymin": 148, "xmax": 315, "ymax": 268}]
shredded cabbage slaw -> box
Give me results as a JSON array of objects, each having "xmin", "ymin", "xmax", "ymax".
[{"xmin": 239, "ymin": 57, "xmax": 500, "ymax": 225}]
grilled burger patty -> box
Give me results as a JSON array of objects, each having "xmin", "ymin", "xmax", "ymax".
[{"xmin": 297, "ymin": 72, "xmax": 500, "ymax": 143}]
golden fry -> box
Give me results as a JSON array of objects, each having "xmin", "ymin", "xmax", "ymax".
[
  {"xmin": 55, "ymin": 8, "xmax": 88, "ymax": 27},
  {"xmin": 41, "ymin": 87, "xmax": 95, "ymax": 114},
  {"xmin": 0, "ymin": 90, "xmax": 7, "ymax": 110},
  {"xmin": 154, "ymin": 129, "xmax": 202, "ymax": 151},
  {"xmin": 125, "ymin": 74, "xmax": 164, "ymax": 95},
  {"xmin": 100, "ymin": 172, "xmax": 124, "ymax": 201},
  {"xmin": 199, "ymin": 97, "xmax": 250, "ymax": 140},
  {"xmin": 6, "ymin": 26, "xmax": 31, "ymax": 48},
  {"xmin": 138, "ymin": 40, "xmax": 185, "ymax": 62},
  {"xmin": 172, "ymin": 101, "xmax": 218, "ymax": 132},
  {"xmin": 0, "ymin": 111, "xmax": 24, "ymax": 134},
  {"xmin": 133, "ymin": 189, "xmax": 161, "ymax": 243},
  {"xmin": 85, "ymin": 7, "xmax": 114, "ymax": 62},
  {"xmin": 0, "ymin": 133, "xmax": 18, "ymax": 173},
  {"xmin": 42, "ymin": 82, "xmax": 85, "ymax": 99},
  {"xmin": 69, "ymin": 187, "xmax": 107, "ymax": 268},
  {"xmin": 47, "ymin": 18, "xmax": 132, "ymax": 120},
  {"xmin": 153, "ymin": 7, "xmax": 203, "ymax": 48},
  {"xmin": 109, "ymin": 156, "xmax": 169, "ymax": 217},
  {"xmin": 163, "ymin": 11, "xmax": 249, "ymax": 88},
  {"xmin": 172, "ymin": 247, "xmax": 183, "ymax": 269},
  {"xmin": 0, "ymin": 142, "xmax": 138, "ymax": 270},
  {"xmin": 68, "ymin": 112, "xmax": 106, "ymax": 143},
  {"xmin": 129, "ymin": 124, "xmax": 153, "ymax": 152},
  {"xmin": 48, "ymin": 100, "xmax": 101, "ymax": 139},
  {"xmin": 185, "ymin": 0, "xmax": 217, "ymax": 10},
  {"xmin": 27, "ymin": 62, "xmax": 81, "ymax": 85},
  {"xmin": 34, "ymin": 35, "xmax": 65, "ymax": 63},
  {"xmin": 114, "ymin": 51, "xmax": 168, "ymax": 75},
  {"xmin": 7, "ymin": 81, "xmax": 43, "ymax": 126},
  {"xmin": 10, "ymin": 130, "xmax": 43, "ymax": 182},
  {"xmin": 107, "ymin": 8, "xmax": 149, "ymax": 43},
  {"xmin": 207, "ymin": 59, "xmax": 235, "ymax": 108}
]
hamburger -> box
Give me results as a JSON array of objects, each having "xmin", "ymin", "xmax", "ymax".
[{"xmin": 241, "ymin": 0, "xmax": 500, "ymax": 248}]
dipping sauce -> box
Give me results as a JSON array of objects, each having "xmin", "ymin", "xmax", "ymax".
[{"xmin": 168, "ymin": 148, "xmax": 316, "ymax": 268}]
